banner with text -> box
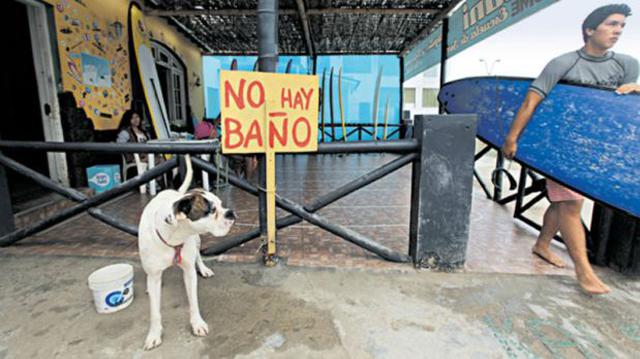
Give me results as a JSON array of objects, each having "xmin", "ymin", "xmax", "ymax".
[
  {"xmin": 404, "ymin": 0, "xmax": 559, "ymax": 79},
  {"xmin": 220, "ymin": 71, "xmax": 319, "ymax": 154}
]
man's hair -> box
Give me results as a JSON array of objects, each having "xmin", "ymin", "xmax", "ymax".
[{"xmin": 582, "ymin": 4, "xmax": 632, "ymax": 42}]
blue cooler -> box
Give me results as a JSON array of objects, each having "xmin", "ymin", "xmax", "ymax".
[{"xmin": 86, "ymin": 165, "xmax": 121, "ymax": 193}]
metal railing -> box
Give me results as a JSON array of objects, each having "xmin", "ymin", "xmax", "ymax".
[{"xmin": 0, "ymin": 115, "xmax": 475, "ymax": 269}]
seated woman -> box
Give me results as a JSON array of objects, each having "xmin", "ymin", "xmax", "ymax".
[
  {"xmin": 116, "ymin": 110, "xmax": 164, "ymax": 187},
  {"xmin": 117, "ymin": 109, "xmax": 150, "ymax": 146}
]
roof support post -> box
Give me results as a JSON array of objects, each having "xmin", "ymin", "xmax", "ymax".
[
  {"xmin": 256, "ymin": 0, "xmax": 278, "ymax": 241},
  {"xmin": 0, "ymin": 153, "xmax": 14, "ymax": 237},
  {"xmin": 295, "ymin": 0, "xmax": 315, "ymax": 57},
  {"xmin": 399, "ymin": 55, "xmax": 404, "ymax": 130},
  {"xmin": 438, "ymin": 16, "xmax": 449, "ymax": 114},
  {"xmin": 258, "ymin": 0, "xmax": 278, "ymax": 73}
]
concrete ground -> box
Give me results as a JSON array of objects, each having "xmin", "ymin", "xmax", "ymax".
[{"xmin": 1, "ymin": 254, "xmax": 640, "ymax": 358}]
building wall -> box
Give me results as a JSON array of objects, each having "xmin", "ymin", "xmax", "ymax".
[
  {"xmin": 43, "ymin": 0, "xmax": 203, "ymax": 130},
  {"xmin": 145, "ymin": 14, "xmax": 204, "ymax": 122},
  {"xmin": 403, "ymin": 65, "xmax": 441, "ymax": 118}
]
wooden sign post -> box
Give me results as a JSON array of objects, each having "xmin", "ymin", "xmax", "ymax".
[{"xmin": 220, "ymin": 71, "xmax": 319, "ymax": 263}]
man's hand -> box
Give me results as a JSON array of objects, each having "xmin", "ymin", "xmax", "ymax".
[
  {"xmin": 615, "ymin": 83, "xmax": 640, "ymax": 95},
  {"xmin": 502, "ymin": 136, "xmax": 517, "ymax": 160}
]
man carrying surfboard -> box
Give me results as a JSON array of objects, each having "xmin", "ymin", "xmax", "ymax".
[{"xmin": 502, "ymin": 4, "xmax": 639, "ymax": 294}]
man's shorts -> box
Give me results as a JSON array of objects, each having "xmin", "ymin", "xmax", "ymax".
[{"xmin": 546, "ymin": 179, "xmax": 583, "ymax": 202}]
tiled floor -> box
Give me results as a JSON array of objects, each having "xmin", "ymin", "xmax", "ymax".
[{"xmin": 1, "ymin": 151, "xmax": 575, "ymax": 276}]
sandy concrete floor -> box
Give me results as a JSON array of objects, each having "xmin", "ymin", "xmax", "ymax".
[{"xmin": 1, "ymin": 254, "xmax": 639, "ymax": 358}]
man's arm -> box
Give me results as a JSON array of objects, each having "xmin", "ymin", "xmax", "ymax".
[
  {"xmin": 616, "ymin": 56, "xmax": 639, "ymax": 94},
  {"xmin": 501, "ymin": 91, "xmax": 544, "ymax": 159}
]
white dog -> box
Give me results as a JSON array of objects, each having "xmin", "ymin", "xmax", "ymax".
[{"xmin": 138, "ymin": 155, "xmax": 235, "ymax": 350}]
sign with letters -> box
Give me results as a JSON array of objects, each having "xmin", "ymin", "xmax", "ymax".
[
  {"xmin": 220, "ymin": 71, "xmax": 318, "ymax": 154},
  {"xmin": 220, "ymin": 70, "xmax": 319, "ymax": 262},
  {"xmin": 404, "ymin": 0, "xmax": 559, "ymax": 79}
]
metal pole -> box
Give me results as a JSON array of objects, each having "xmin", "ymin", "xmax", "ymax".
[
  {"xmin": 399, "ymin": 55, "xmax": 404, "ymax": 136},
  {"xmin": 438, "ymin": 17, "xmax": 449, "ymax": 114},
  {"xmin": 0, "ymin": 155, "xmax": 14, "ymax": 237},
  {"xmin": 257, "ymin": 0, "xmax": 278, "ymax": 247},
  {"xmin": 493, "ymin": 152, "xmax": 504, "ymax": 201},
  {"xmin": 312, "ymin": 54, "xmax": 317, "ymax": 75},
  {"xmin": 514, "ymin": 166, "xmax": 527, "ymax": 216},
  {"xmin": 257, "ymin": 0, "xmax": 278, "ymax": 73},
  {"xmin": 408, "ymin": 118, "xmax": 423, "ymax": 260},
  {"xmin": 317, "ymin": 139, "xmax": 418, "ymax": 154}
]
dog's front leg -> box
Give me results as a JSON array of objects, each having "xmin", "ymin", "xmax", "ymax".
[
  {"xmin": 144, "ymin": 272, "xmax": 164, "ymax": 350},
  {"xmin": 182, "ymin": 265, "xmax": 209, "ymax": 336}
]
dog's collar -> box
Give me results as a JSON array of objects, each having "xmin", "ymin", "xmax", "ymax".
[{"xmin": 155, "ymin": 229, "xmax": 183, "ymax": 265}]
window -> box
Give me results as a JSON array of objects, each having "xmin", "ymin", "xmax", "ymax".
[
  {"xmin": 151, "ymin": 42, "xmax": 187, "ymax": 128},
  {"xmin": 422, "ymin": 88, "xmax": 439, "ymax": 108},
  {"xmin": 403, "ymin": 88, "xmax": 416, "ymax": 105}
]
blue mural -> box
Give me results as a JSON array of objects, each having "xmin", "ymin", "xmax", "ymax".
[{"xmin": 203, "ymin": 55, "xmax": 400, "ymax": 142}]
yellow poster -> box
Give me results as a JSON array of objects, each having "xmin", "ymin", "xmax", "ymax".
[
  {"xmin": 220, "ymin": 71, "xmax": 319, "ymax": 154},
  {"xmin": 51, "ymin": 0, "xmax": 131, "ymax": 130}
]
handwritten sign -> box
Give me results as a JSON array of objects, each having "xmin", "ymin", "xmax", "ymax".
[
  {"xmin": 219, "ymin": 70, "xmax": 319, "ymax": 264},
  {"xmin": 220, "ymin": 71, "xmax": 319, "ymax": 154}
]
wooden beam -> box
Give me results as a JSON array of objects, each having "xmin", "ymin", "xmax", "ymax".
[
  {"xmin": 203, "ymin": 50, "xmax": 401, "ymax": 56},
  {"xmin": 399, "ymin": 0, "xmax": 463, "ymax": 57},
  {"xmin": 306, "ymin": 8, "xmax": 439, "ymax": 15},
  {"xmin": 167, "ymin": 17, "xmax": 214, "ymax": 53},
  {"xmin": 145, "ymin": 8, "xmax": 439, "ymax": 17},
  {"xmin": 295, "ymin": 0, "xmax": 315, "ymax": 57}
]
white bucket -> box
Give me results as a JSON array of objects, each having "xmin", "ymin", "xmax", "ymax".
[{"xmin": 88, "ymin": 263, "xmax": 134, "ymax": 314}]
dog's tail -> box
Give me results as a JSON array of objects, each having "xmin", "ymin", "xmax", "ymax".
[{"xmin": 178, "ymin": 154, "xmax": 193, "ymax": 194}]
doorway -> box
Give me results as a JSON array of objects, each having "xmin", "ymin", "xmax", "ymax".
[{"xmin": 2, "ymin": 0, "xmax": 67, "ymax": 212}]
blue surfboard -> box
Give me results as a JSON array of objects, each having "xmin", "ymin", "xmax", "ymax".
[{"xmin": 439, "ymin": 76, "xmax": 640, "ymax": 218}]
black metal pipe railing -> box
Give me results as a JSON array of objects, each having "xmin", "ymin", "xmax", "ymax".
[
  {"xmin": 0, "ymin": 158, "xmax": 177, "ymax": 247},
  {"xmin": 0, "ymin": 154, "xmax": 85, "ymax": 202},
  {"xmin": 0, "ymin": 141, "xmax": 219, "ymax": 154},
  {"xmin": 199, "ymin": 152, "xmax": 417, "ymax": 255},
  {"xmin": 0, "ymin": 154, "xmax": 138, "ymax": 236},
  {"xmin": 317, "ymin": 139, "xmax": 417, "ymax": 153},
  {"xmin": 0, "ymin": 138, "xmax": 419, "ymax": 263},
  {"xmin": 274, "ymin": 194, "xmax": 410, "ymax": 263},
  {"xmin": 192, "ymin": 156, "xmax": 410, "ymax": 262},
  {"xmin": 321, "ymin": 123, "xmax": 402, "ymax": 128}
]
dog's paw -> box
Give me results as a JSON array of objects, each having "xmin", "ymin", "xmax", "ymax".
[
  {"xmin": 143, "ymin": 328, "xmax": 163, "ymax": 350},
  {"xmin": 198, "ymin": 265, "xmax": 215, "ymax": 278},
  {"xmin": 191, "ymin": 317, "xmax": 209, "ymax": 337}
]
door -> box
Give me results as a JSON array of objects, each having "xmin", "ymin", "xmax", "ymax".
[
  {"xmin": 24, "ymin": 0, "xmax": 69, "ymax": 186},
  {"xmin": 1, "ymin": 1, "xmax": 51, "ymax": 208}
]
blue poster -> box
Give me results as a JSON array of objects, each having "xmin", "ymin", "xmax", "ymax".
[
  {"xmin": 81, "ymin": 53, "xmax": 112, "ymax": 88},
  {"xmin": 404, "ymin": 0, "xmax": 558, "ymax": 79},
  {"xmin": 404, "ymin": 26, "xmax": 443, "ymax": 80}
]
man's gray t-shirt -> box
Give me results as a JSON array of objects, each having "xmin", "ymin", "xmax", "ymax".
[{"xmin": 530, "ymin": 48, "xmax": 639, "ymax": 97}]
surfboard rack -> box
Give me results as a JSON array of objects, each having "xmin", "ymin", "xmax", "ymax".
[{"xmin": 488, "ymin": 155, "xmax": 592, "ymax": 246}]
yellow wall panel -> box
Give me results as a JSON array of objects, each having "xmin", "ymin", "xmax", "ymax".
[{"xmin": 43, "ymin": 0, "xmax": 203, "ymax": 130}]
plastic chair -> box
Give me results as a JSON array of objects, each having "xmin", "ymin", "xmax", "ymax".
[{"xmin": 121, "ymin": 153, "xmax": 147, "ymax": 194}]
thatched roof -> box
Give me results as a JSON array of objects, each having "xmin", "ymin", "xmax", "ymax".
[{"xmin": 145, "ymin": 0, "xmax": 459, "ymax": 55}]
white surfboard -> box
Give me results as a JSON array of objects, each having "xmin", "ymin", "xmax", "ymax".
[{"xmin": 130, "ymin": 5, "xmax": 171, "ymax": 139}]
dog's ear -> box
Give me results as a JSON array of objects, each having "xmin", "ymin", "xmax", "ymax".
[
  {"xmin": 172, "ymin": 193, "xmax": 212, "ymax": 221},
  {"xmin": 172, "ymin": 196, "xmax": 193, "ymax": 221}
]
